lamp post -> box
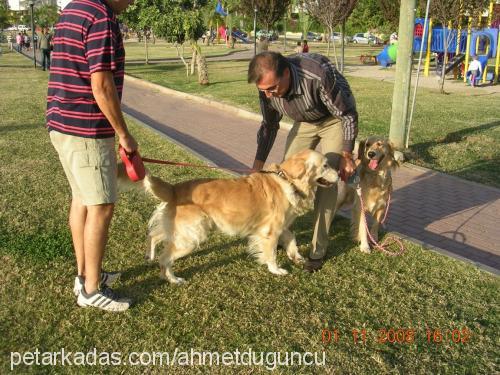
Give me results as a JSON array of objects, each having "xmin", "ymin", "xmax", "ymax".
[
  {"xmin": 29, "ymin": 0, "xmax": 36, "ymax": 69},
  {"xmin": 253, "ymin": 5, "xmax": 257, "ymax": 56}
]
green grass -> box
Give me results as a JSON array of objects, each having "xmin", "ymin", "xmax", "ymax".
[
  {"xmin": 1, "ymin": 50, "xmax": 499, "ymax": 374},
  {"xmin": 125, "ymin": 58, "xmax": 500, "ymax": 188},
  {"xmin": 124, "ymin": 39, "xmax": 243, "ymax": 62}
]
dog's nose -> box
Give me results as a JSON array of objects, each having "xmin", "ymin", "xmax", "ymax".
[{"xmin": 368, "ymin": 151, "xmax": 376, "ymax": 158}]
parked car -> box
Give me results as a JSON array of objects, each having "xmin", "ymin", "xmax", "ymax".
[
  {"xmin": 256, "ymin": 30, "xmax": 278, "ymax": 41},
  {"xmin": 5, "ymin": 25, "xmax": 18, "ymax": 31},
  {"xmin": 17, "ymin": 25, "xmax": 30, "ymax": 32},
  {"xmin": 352, "ymin": 33, "xmax": 375, "ymax": 44},
  {"xmin": 330, "ymin": 32, "xmax": 352, "ymax": 43},
  {"xmin": 303, "ymin": 31, "xmax": 322, "ymax": 41}
]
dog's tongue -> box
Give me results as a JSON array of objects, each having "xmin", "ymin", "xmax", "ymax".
[{"xmin": 368, "ymin": 159, "xmax": 379, "ymax": 170}]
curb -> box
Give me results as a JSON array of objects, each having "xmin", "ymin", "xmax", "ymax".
[{"xmin": 124, "ymin": 74, "xmax": 293, "ymax": 131}]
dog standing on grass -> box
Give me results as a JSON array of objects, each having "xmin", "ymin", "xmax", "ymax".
[
  {"xmin": 336, "ymin": 137, "xmax": 399, "ymax": 253},
  {"xmin": 119, "ymin": 149, "xmax": 338, "ymax": 284}
]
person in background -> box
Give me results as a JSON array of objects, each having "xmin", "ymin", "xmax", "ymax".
[
  {"xmin": 38, "ymin": 27, "xmax": 52, "ymax": 71},
  {"xmin": 294, "ymin": 41, "xmax": 302, "ymax": 53},
  {"xmin": 302, "ymin": 39, "xmax": 309, "ymax": 53},
  {"xmin": 467, "ymin": 55, "xmax": 482, "ymax": 87}
]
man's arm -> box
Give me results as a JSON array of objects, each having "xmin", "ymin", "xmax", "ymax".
[
  {"xmin": 253, "ymin": 91, "xmax": 282, "ymax": 171},
  {"xmin": 90, "ymin": 71, "xmax": 137, "ymax": 153},
  {"xmin": 318, "ymin": 66, "xmax": 359, "ymax": 176}
]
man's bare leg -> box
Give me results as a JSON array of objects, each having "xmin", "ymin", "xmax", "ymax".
[
  {"xmin": 83, "ymin": 204, "xmax": 115, "ymax": 294},
  {"xmin": 69, "ymin": 198, "xmax": 87, "ymax": 277}
]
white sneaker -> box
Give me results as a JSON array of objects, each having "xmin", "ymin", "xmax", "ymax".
[
  {"xmin": 73, "ymin": 271, "xmax": 121, "ymax": 296},
  {"xmin": 77, "ymin": 286, "xmax": 131, "ymax": 312}
]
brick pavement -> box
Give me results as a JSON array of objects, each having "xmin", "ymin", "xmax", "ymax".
[{"xmin": 122, "ymin": 77, "xmax": 500, "ymax": 275}]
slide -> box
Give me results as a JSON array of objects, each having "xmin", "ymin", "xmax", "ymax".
[
  {"xmin": 231, "ymin": 30, "xmax": 250, "ymax": 44},
  {"xmin": 444, "ymin": 54, "xmax": 465, "ymax": 75}
]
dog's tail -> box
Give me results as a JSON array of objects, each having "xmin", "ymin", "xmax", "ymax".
[{"xmin": 117, "ymin": 162, "xmax": 175, "ymax": 203}]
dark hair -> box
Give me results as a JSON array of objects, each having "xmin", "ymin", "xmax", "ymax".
[
  {"xmin": 247, "ymin": 51, "xmax": 289, "ymax": 84},
  {"xmin": 303, "ymin": 40, "xmax": 308, "ymax": 44},
  {"xmin": 296, "ymin": 41, "xmax": 301, "ymax": 46}
]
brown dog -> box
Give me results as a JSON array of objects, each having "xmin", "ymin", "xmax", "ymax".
[
  {"xmin": 120, "ymin": 149, "xmax": 338, "ymax": 283},
  {"xmin": 336, "ymin": 136, "xmax": 399, "ymax": 253}
]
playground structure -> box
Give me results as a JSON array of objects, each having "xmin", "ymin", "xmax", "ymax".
[{"xmin": 412, "ymin": 3, "xmax": 500, "ymax": 85}]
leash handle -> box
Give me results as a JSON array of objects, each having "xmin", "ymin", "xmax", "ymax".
[{"xmin": 119, "ymin": 146, "xmax": 146, "ymax": 182}]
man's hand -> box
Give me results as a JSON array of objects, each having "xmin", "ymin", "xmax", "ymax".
[
  {"xmin": 252, "ymin": 159, "xmax": 265, "ymax": 172},
  {"xmin": 119, "ymin": 132, "xmax": 138, "ymax": 154},
  {"xmin": 339, "ymin": 151, "xmax": 355, "ymax": 179}
]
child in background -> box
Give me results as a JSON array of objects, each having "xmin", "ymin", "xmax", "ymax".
[{"xmin": 467, "ymin": 55, "xmax": 482, "ymax": 87}]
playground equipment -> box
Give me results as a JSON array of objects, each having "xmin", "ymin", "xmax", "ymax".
[
  {"xmin": 413, "ymin": 6, "xmax": 499, "ymax": 85},
  {"xmin": 377, "ymin": 43, "xmax": 398, "ymax": 67}
]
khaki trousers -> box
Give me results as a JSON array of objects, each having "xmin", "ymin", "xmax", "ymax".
[{"xmin": 284, "ymin": 117, "xmax": 343, "ymax": 259}]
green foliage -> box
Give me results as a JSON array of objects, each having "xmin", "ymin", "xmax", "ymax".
[
  {"xmin": 34, "ymin": 4, "xmax": 59, "ymax": 28},
  {"xmin": 238, "ymin": 0, "xmax": 292, "ymax": 31},
  {"xmin": 121, "ymin": 0, "xmax": 206, "ymax": 43},
  {"xmin": 345, "ymin": 0, "xmax": 393, "ymax": 34},
  {"xmin": 0, "ymin": 0, "xmax": 9, "ymax": 29}
]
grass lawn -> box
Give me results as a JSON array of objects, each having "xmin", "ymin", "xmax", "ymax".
[
  {"xmin": 125, "ymin": 58, "xmax": 500, "ymax": 188},
  {"xmin": 124, "ymin": 39, "xmax": 246, "ymax": 62},
  {"xmin": 1, "ymin": 50, "xmax": 499, "ymax": 374}
]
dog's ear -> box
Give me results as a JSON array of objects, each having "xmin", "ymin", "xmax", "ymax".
[
  {"xmin": 280, "ymin": 157, "xmax": 306, "ymax": 180},
  {"xmin": 386, "ymin": 141, "xmax": 399, "ymax": 168},
  {"xmin": 357, "ymin": 140, "xmax": 366, "ymax": 161}
]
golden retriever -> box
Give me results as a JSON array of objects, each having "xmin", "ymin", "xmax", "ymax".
[
  {"xmin": 336, "ymin": 137, "xmax": 398, "ymax": 253},
  {"xmin": 120, "ymin": 149, "xmax": 338, "ymax": 284}
]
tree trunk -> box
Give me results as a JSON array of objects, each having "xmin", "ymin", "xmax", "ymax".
[
  {"xmin": 174, "ymin": 43, "xmax": 189, "ymax": 78},
  {"xmin": 197, "ymin": 53, "xmax": 209, "ymax": 85},
  {"xmin": 329, "ymin": 26, "xmax": 339, "ymax": 67},
  {"xmin": 144, "ymin": 30, "xmax": 149, "ymax": 65},
  {"xmin": 340, "ymin": 21, "xmax": 345, "ymax": 73},
  {"xmin": 191, "ymin": 49, "xmax": 196, "ymax": 75}
]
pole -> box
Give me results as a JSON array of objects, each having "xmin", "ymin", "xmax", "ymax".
[
  {"xmin": 30, "ymin": 2, "xmax": 36, "ymax": 69},
  {"xmin": 253, "ymin": 6, "xmax": 257, "ymax": 56},
  {"xmin": 406, "ymin": 0, "xmax": 431, "ymax": 149},
  {"xmin": 340, "ymin": 19, "xmax": 345, "ymax": 73},
  {"xmin": 283, "ymin": 12, "xmax": 287, "ymax": 53},
  {"xmin": 389, "ymin": 0, "xmax": 416, "ymax": 150},
  {"xmin": 423, "ymin": 18, "xmax": 433, "ymax": 76}
]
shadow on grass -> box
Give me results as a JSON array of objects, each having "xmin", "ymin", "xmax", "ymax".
[
  {"xmin": 122, "ymin": 244, "xmax": 248, "ymax": 305},
  {"xmin": 411, "ymin": 120, "xmax": 500, "ymax": 165},
  {"xmin": 0, "ymin": 123, "xmax": 41, "ymax": 134},
  {"xmin": 0, "ymin": 223, "xmax": 73, "ymax": 261}
]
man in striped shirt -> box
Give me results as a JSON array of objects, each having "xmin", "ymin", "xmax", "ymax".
[
  {"xmin": 248, "ymin": 52, "xmax": 358, "ymax": 272},
  {"xmin": 47, "ymin": 0, "xmax": 137, "ymax": 311}
]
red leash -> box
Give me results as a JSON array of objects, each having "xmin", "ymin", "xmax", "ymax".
[
  {"xmin": 356, "ymin": 187, "xmax": 406, "ymax": 256},
  {"xmin": 119, "ymin": 146, "xmax": 253, "ymax": 182}
]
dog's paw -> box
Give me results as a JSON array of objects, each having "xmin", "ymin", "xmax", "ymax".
[
  {"xmin": 169, "ymin": 276, "xmax": 186, "ymax": 284},
  {"xmin": 268, "ymin": 265, "xmax": 289, "ymax": 276},
  {"xmin": 288, "ymin": 253, "xmax": 305, "ymax": 265},
  {"xmin": 360, "ymin": 245, "xmax": 371, "ymax": 254}
]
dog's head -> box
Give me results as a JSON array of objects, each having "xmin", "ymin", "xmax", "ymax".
[
  {"xmin": 358, "ymin": 136, "xmax": 399, "ymax": 172},
  {"xmin": 279, "ymin": 149, "xmax": 339, "ymax": 191}
]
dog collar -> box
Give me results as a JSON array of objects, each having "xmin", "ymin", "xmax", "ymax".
[{"xmin": 260, "ymin": 170, "xmax": 307, "ymax": 200}]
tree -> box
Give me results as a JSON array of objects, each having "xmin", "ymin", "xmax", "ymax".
[
  {"xmin": 238, "ymin": 0, "xmax": 292, "ymax": 31},
  {"xmin": 0, "ymin": 0, "xmax": 9, "ymax": 30},
  {"xmin": 35, "ymin": 4, "xmax": 59, "ymax": 28},
  {"xmin": 303, "ymin": 0, "xmax": 358, "ymax": 68},
  {"xmin": 425, "ymin": 0, "xmax": 489, "ymax": 93},
  {"xmin": 123, "ymin": 0, "xmax": 210, "ymax": 85}
]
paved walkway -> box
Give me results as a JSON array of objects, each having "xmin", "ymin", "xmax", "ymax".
[{"xmin": 122, "ymin": 77, "xmax": 500, "ymax": 275}]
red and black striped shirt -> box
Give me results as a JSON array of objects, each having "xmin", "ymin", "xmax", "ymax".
[{"xmin": 46, "ymin": 0, "xmax": 124, "ymax": 138}]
